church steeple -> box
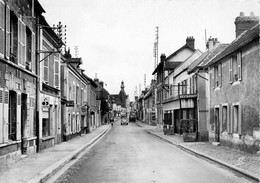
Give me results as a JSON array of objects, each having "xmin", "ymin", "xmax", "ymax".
[
  {"xmin": 121, "ymin": 81, "xmax": 124, "ymax": 90},
  {"xmin": 119, "ymin": 81, "xmax": 126, "ymax": 108}
]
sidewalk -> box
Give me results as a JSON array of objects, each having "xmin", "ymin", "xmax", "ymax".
[
  {"xmin": 0, "ymin": 124, "xmax": 111, "ymax": 183},
  {"xmin": 135, "ymin": 121, "xmax": 259, "ymax": 182}
]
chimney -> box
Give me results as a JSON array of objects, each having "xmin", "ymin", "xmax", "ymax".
[
  {"xmin": 186, "ymin": 36, "xmax": 195, "ymax": 49},
  {"xmin": 99, "ymin": 81, "xmax": 104, "ymax": 88},
  {"xmin": 206, "ymin": 37, "xmax": 220, "ymax": 51},
  {"xmin": 160, "ymin": 54, "xmax": 166, "ymax": 63},
  {"xmin": 235, "ymin": 12, "xmax": 259, "ymax": 37}
]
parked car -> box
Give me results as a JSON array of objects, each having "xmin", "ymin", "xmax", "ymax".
[
  {"xmin": 129, "ymin": 112, "xmax": 137, "ymax": 122},
  {"xmin": 121, "ymin": 115, "xmax": 128, "ymax": 125}
]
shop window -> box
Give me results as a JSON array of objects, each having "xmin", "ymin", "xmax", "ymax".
[{"xmin": 42, "ymin": 118, "xmax": 50, "ymax": 137}]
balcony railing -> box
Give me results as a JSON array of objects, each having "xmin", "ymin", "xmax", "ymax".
[{"xmin": 162, "ymin": 93, "xmax": 197, "ymax": 104}]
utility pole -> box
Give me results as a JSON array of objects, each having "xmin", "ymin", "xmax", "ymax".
[
  {"xmin": 153, "ymin": 26, "xmax": 159, "ymax": 125},
  {"xmin": 144, "ymin": 74, "xmax": 146, "ymax": 89}
]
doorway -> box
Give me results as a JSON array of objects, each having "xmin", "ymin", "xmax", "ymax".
[
  {"xmin": 214, "ymin": 108, "xmax": 220, "ymax": 142},
  {"xmin": 21, "ymin": 93, "xmax": 27, "ymax": 154}
]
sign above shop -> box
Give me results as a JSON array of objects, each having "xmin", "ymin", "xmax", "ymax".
[{"xmin": 66, "ymin": 100, "xmax": 74, "ymax": 107}]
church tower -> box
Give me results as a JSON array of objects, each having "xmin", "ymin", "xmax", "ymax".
[{"xmin": 119, "ymin": 81, "xmax": 126, "ymax": 108}]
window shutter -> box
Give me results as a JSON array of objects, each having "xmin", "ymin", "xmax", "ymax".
[
  {"xmin": 229, "ymin": 58, "xmax": 233, "ymax": 83},
  {"xmin": 230, "ymin": 105, "xmax": 233, "ymax": 133},
  {"xmin": 18, "ymin": 19, "xmax": 22, "ymax": 64},
  {"xmin": 219, "ymin": 106, "xmax": 222, "ymax": 133},
  {"xmin": 31, "ymin": 33, "xmax": 35, "ymax": 73},
  {"xmin": 5, "ymin": 5, "xmax": 10, "ymax": 58},
  {"xmin": 0, "ymin": 1, "xmax": 5, "ymax": 56},
  {"xmin": 218, "ymin": 64, "xmax": 222, "ymax": 87},
  {"xmin": 237, "ymin": 52, "xmax": 242, "ymax": 81},
  {"xmin": 227, "ymin": 105, "xmax": 230, "ymax": 133},
  {"xmin": 211, "ymin": 69, "xmax": 215, "ymax": 89},
  {"xmin": 238, "ymin": 104, "xmax": 242, "ymax": 135},
  {"xmin": 16, "ymin": 93, "xmax": 21, "ymax": 141},
  {"xmin": 43, "ymin": 53, "xmax": 48, "ymax": 82},
  {"xmin": 18, "ymin": 19, "xmax": 26, "ymax": 66}
]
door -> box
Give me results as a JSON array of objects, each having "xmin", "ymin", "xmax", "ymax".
[
  {"xmin": 8, "ymin": 91, "xmax": 17, "ymax": 141},
  {"xmin": 21, "ymin": 93, "xmax": 27, "ymax": 154},
  {"xmin": 215, "ymin": 108, "xmax": 220, "ymax": 142}
]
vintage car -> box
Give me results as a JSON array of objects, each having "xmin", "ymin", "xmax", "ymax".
[
  {"xmin": 121, "ymin": 115, "xmax": 128, "ymax": 125},
  {"xmin": 129, "ymin": 112, "xmax": 137, "ymax": 122}
]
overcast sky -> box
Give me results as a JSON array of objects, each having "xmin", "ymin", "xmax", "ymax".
[{"xmin": 40, "ymin": 0, "xmax": 259, "ymax": 101}]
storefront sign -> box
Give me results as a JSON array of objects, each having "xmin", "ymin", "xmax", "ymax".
[
  {"xmin": 66, "ymin": 100, "xmax": 74, "ymax": 107},
  {"xmin": 42, "ymin": 97, "xmax": 49, "ymax": 112}
]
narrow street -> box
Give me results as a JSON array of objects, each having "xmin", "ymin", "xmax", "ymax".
[{"xmin": 55, "ymin": 120, "xmax": 256, "ymax": 183}]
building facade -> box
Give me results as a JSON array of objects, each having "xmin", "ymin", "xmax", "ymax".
[
  {"xmin": 0, "ymin": 0, "xmax": 44, "ymax": 164},
  {"xmin": 38, "ymin": 15, "xmax": 63, "ymax": 150},
  {"xmin": 205, "ymin": 13, "xmax": 259, "ymax": 153}
]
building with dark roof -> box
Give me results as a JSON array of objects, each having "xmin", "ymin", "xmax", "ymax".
[
  {"xmin": 204, "ymin": 13, "xmax": 259, "ymax": 153},
  {"xmin": 152, "ymin": 37, "xmax": 197, "ymax": 127}
]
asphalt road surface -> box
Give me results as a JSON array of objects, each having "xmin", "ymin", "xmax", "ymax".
[{"xmin": 55, "ymin": 121, "xmax": 256, "ymax": 183}]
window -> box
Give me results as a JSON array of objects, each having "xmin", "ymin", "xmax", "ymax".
[
  {"xmin": 26, "ymin": 26, "xmax": 32, "ymax": 70},
  {"xmin": 222, "ymin": 106, "xmax": 228, "ymax": 132},
  {"xmin": 231, "ymin": 104, "xmax": 242, "ymax": 134},
  {"xmin": 73, "ymin": 82, "xmax": 76, "ymax": 101},
  {"xmin": 0, "ymin": 1, "xmax": 5, "ymax": 57},
  {"xmin": 76, "ymin": 85, "xmax": 80, "ymax": 104},
  {"xmin": 229, "ymin": 52, "xmax": 242, "ymax": 83},
  {"xmin": 42, "ymin": 118, "xmax": 50, "ymax": 137},
  {"xmin": 81, "ymin": 89, "xmax": 84, "ymax": 105},
  {"xmin": 18, "ymin": 19, "xmax": 26, "ymax": 66},
  {"xmin": 10, "ymin": 10, "xmax": 18, "ymax": 62},
  {"xmin": 214, "ymin": 63, "xmax": 222, "ymax": 88}
]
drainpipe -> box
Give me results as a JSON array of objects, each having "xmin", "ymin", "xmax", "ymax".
[
  {"xmin": 35, "ymin": 14, "xmax": 40, "ymax": 152},
  {"xmin": 178, "ymin": 83, "xmax": 182, "ymax": 134}
]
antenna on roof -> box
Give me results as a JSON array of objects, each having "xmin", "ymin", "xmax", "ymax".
[
  {"xmin": 74, "ymin": 46, "xmax": 79, "ymax": 58},
  {"xmin": 205, "ymin": 29, "xmax": 207, "ymax": 50},
  {"xmin": 144, "ymin": 74, "xmax": 146, "ymax": 89}
]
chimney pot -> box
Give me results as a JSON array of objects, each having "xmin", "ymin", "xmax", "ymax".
[{"xmin": 235, "ymin": 12, "xmax": 259, "ymax": 37}]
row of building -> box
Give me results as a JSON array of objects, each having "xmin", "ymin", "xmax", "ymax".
[
  {"xmin": 0, "ymin": 0, "xmax": 115, "ymax": 166},
  {"xmin": 132, "ymin": 12, "xmax": 259, "ymax": 154}
]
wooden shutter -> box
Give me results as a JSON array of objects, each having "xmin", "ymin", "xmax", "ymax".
[
  {"xmin": 16, "ymin": 93, "xmax": 21, "ymax": 141},
  {"xmin": 0, "ymin": 89, "xmax": 3, "ymax": 143},
  {"xmin": 18, "ymin": 19, "xmax": 26, "ymax": 66},
  {"xmin": 211, "ymin": 69, "xmax": 215, "ymax": 89},
  {"xmin": 238, "ymin": 104, "xmax": 242, "ymax": 135},
  {"xmin": 227, "ymin": 105, "xmax": 230, "ymax": 133},
  {"xmin": 31, "ymin": 33, "xmax": 35, "ymax": 73},
  {"xmin": 5, "ymin": 5, "xmax": 10, "ymax": 58},
  {"xmin": 54, "ymin": 58, "xmax": 59, "ymax": 87},
  {"xmin": 3, "ymin": 90, "xmax": 9, "ymax": 143},
  {"xmin": 219, "ymin": 106, "xmax": 222, "ymax": 133},
  {"xmin": 43, "ymin": 53, "xmax": 48, "ymax": 82},
  {"xmin": 0, "ymin": 1, "xmax": 5, "ymax": 56},
  {"xmin": 237, "ymin": 52, "xmax": 242, "ymax": 81},
  {"xmin": 218, "ymin": 63, "xmax": 222, "ymax": 87},
  {"xmin": 229, "ymin": 58, "xmax": 233, "ymax": 83}
]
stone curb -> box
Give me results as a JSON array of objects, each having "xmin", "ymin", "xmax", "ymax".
[
  {"xmin": 135, "ymin": 122, "xmax": 259, "ymax": 182},
  {"xmin": 26, "ymin": 125, "xmax": 111, "ymax": 183}
]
